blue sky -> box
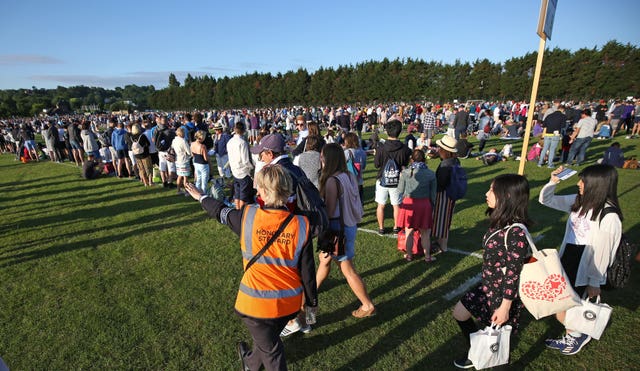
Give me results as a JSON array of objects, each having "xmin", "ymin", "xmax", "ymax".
[{"xmin": 1, "ymin": 0, "xmax": 638, "ymax": 90}]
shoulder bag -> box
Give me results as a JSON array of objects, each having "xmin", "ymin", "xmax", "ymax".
[
  {"xmin": 515, "ymin": 223, "xmax": 581, "ymax": 319},
  {"xmin": 317, "ymin": 176, "xmax": 346, "ymax": 256}
]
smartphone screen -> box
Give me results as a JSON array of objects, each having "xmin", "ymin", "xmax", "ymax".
[{"xmin": 556, "ymin": 168, "xmax": 577, "ymax": 180}]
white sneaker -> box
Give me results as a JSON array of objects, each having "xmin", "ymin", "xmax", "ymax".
[{"xmin": 280, "ymin": 319, "xmax": 301, "ymax": 337}]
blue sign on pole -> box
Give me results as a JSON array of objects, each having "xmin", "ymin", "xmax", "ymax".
[{"xmin": 537, "ymin": 0, "xmax": 558, "ymax": 40}]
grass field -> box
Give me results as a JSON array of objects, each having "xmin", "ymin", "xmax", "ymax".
[{"xmin": 1, "ymin": 133, "xmax": 639, "ymax": 370}]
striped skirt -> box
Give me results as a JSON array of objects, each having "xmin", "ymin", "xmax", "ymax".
[{"xmin": 431, "ymin": 190, "xmax": 456, "ymax": 239}]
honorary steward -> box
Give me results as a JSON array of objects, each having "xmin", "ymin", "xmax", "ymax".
[{"xmin": 185, "ymin": 164, "xmax": 317, "ymax": 371}]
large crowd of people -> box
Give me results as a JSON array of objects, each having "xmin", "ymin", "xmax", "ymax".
[{"xmin": 0, "ymin": 97, "xmax": 635, "ymax": 370}]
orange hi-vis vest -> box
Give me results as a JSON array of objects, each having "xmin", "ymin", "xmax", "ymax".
[{"xmin": 235, "ymin": 205, "xmax": 309, "ymax": 319}]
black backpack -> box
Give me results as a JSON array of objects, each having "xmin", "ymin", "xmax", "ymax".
[
  {"xmin": 601, "ymin": 207, "xmax": 636, "ymax": 289},
  {"xmin": 286, "ymin": 169, "xmax": 329, "ymax": 238},
  {"xmin": 380, "ymin": 158, "xmax": 400, "ymax": 187},
  {"xmin": 157, "ymin": 128, "xmax": 175, "ymax": 151}
]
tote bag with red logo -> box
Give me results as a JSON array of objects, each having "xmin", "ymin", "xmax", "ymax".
[{"xmin": 516, "ymin": 227, "xmax": 581, "ymax": 319}]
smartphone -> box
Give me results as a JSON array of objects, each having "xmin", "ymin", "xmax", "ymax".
[{"xmin": 556, "ymin": 168, "xmax": 577, "ymax": 180}]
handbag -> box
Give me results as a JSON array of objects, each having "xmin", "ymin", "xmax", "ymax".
[
  {"xmin": 517, "ymin": 226, "xmax": 581, "ymax": 319},
  {"xmin": 165, "ymin": 147, "xmax": 176, "ymax": 162},
  {"xmin": 564, "ymin": 294, "xmax": 612, "ymax": 340},
  {"xmin": 467, "ymin": 325, "xmax": 512, "ymax": 370},
  {"xmin": 317, "ymin": 177, "xmax": 346, "ymax": 256}
]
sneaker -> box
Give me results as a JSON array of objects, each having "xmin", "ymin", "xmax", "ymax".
[
  {"xmin": 377, "ymin": 228, "xmax": 385, "ymax": 236},
  {"xmin": 625, "ymin": 135, "xmax": 631, "ymax": 139},
  {"xmin": 280, "ymin": 319, "xmax": 301, "ymax": 337},
  {"xmin": 453, "ymin": 358, "xmax": 474, "ymax": 369},
  {"xmin": 300, "ymin": 324, "xmax": 312, "ymax": 334},
  {"xmin": 545, "ymin": 334, "xmax": 569, "ymax": 350},
  {"xmin": 561, "ymin": 333, "xmax": 591, "ymax": 355},
  {"xmin": 392, "ymin": 227, "xmax": 401, "ymax": 235},
  {"xmin": 237, "ymin": 341, "xmax": 250, "ymax": 371}
]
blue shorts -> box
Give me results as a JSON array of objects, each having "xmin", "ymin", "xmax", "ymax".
[{"xmin": 233, "ymin": 175, "xmax": 255, "ymax": 203}]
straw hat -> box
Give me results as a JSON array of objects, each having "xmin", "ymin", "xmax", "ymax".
[{"xmin": 436, "ymin": 135, "xmax": 458, "ymax": 153}]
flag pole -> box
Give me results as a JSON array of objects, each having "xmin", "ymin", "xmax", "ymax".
[{"xmin": 518, "ymin": 36, "xmax": 546, "ymax": 175}]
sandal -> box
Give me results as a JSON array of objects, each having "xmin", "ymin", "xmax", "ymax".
[
  {"xmin": 424, "ymin": 256, "xmax": 436, "ymax": 263},
  {"xmin": 352, "ymin": 306, "xmax": 376, "ymax": 318},
  {"xmin": 403, "ymin": 254, "xmax": 413, "ymax": 262}
]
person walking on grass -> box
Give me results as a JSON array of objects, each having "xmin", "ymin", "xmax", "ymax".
[
  {"xmin": 184, "ymin": 165, "xmax": 317, "ymax": 371},
  {"xmin": 316, "ymin": 143, "xmax": 375, "ymax": 319},
  {"xmin": 539, "ymin": 164, "xmax": 623, "ymax": 356},
  {"xmin": 452, "ymin": 174, "xmax": 532, "ymax": 369}
]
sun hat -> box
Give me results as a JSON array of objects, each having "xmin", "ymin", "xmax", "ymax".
[{"xmin": 436, "ymin": 134, "xmax": 458, "ymax": 153}]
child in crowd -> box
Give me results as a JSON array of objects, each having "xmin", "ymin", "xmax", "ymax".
[
  {"xmin": 416, "ymin": 132, "xmax": 429, "ymax": 150},
  {"xmin": 99, "ymin": 143, "xmax": 115, "ymax": 175},
  {"xmin": 595, "ymin": 123, "xmax": 611, "ymax": 139},
  {"xmin": 500, "ymin": 143, "xmax": 513, "ymax": 160},
  {"xmin": 561, "ymin": 129, "xmax": 572, "ymax": 163},
  {"xmin": 527, "ymin": 139, "xmax": 544, "ymax": 161}
]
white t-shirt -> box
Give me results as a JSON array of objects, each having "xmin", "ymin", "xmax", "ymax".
[
  {"xmin": 575, "ymin": 116, "xmax": 597, "ymax": 138},
  {"xmin": 566, "ymin": 209, "xmax": 593, "ymax": 245}
]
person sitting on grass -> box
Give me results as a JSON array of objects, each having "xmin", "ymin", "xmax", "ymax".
[
  {"xmin": 600, "ymin": 142, "xmax": 625, "ymax": 168},
  {"xmin": 82, "ymin": 153, "xmax": 104, "ymax": 180}
]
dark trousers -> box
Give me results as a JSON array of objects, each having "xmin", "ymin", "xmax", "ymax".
[{"xmin": 239, "ymin": 312, "xmax": 297, "ymax": 371}]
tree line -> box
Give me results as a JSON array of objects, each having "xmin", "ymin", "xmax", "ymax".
[{"xmin": 1, "ymin": 41, "xmax": 637, "ymax": 117}]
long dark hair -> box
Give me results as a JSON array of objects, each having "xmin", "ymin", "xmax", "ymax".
[
  {"xmin": 319, "ymin": 143, "xmax": 347, "ymax": 195},
  {"xmin": 486, "ymin": 174, "xmax": 532, "ymax": 229},
  {"xmin": 571, "ymin": 164, "xmax": 623, "ymax": 221}
]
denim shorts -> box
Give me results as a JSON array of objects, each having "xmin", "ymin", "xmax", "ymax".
[{"xmin": 329, "ymin": 219, "xmax": 357, "ymax": 262}]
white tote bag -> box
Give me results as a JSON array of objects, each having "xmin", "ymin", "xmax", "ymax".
[
  {"xmin": 468, "ymin": 325, "xmax": 512, "ymax": 370},
  {"xmin": 564, "ymin": 295, "xmax": 612, "ymax": 340},
  {"xmin": 517, "ymin": 228, "xmax": 581, "ymax": 319}
]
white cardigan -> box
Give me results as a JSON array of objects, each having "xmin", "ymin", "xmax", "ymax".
[{"xmin": 538, "ymin": 181, "xmax": 622, "ymax": 287}]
